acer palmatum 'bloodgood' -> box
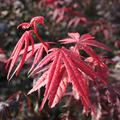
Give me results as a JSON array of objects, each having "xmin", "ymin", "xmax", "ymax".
[{"xmin": 6, "ymin": 16, "xmax": 111, "ymax": 114}]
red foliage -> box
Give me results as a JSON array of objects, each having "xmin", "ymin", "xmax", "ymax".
[
  {"xmin": 48, "ymin": 6, "xmax": 87, "ymax": 25},
  {"xmin": 6, "ymin": 16, "xmax": 110, "ymax": 114},
  {"xmin": 6, "ymin": 16, "xmax": 49, "ymax": 80}
]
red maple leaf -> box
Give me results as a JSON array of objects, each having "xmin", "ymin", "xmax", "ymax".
[
  {"xmin": 28, "ymin": 47, "xmax": 100, "ymax": 113},
  {"xmin": 59, "ymin": 33, "xmax": 111, "ymax": 67},
  {"xmin": 6, "ymin": 17, "xmax": 49, "ymax": 80},
  {"xmin": 59, "ymin": 33, "xmax": 111, "ymax": 85}
]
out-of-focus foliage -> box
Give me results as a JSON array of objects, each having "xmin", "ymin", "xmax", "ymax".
[{"xmin": 0, "ymin": 0, "xmax": 120, "ymax": 120}]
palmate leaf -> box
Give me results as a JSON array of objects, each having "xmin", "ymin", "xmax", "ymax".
[
  {"xmin": 28, "ymin": 47, "xmax": 103, "ymax": 113},
  {"xmin": 6, "ymin": 16, "xmax": 50, "ymax": 80},
  {"xmin": 59, "ymin": 33, "xmax": 111, "ymax": 51},
  {"xmin": 59, "ymin": 32, "xmax": 111, "ymax": 82}
]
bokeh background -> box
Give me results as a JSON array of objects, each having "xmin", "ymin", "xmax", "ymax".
[{"xmin": 0, "ymin": 0, "xmax": 120, "ymax": 120}]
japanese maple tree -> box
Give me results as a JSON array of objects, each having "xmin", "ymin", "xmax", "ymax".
[{"xmin": 6, "ymin": 16, "xmax": 111, "ymax": 114}]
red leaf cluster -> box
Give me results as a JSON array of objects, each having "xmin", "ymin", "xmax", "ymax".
[
  {"xmin": 6, "ymin": 17, "xmax": 110, "ymax": 114},
  {"xmin": 6, "ymin": 16, "xmax": 48, "ymax": 80}
]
